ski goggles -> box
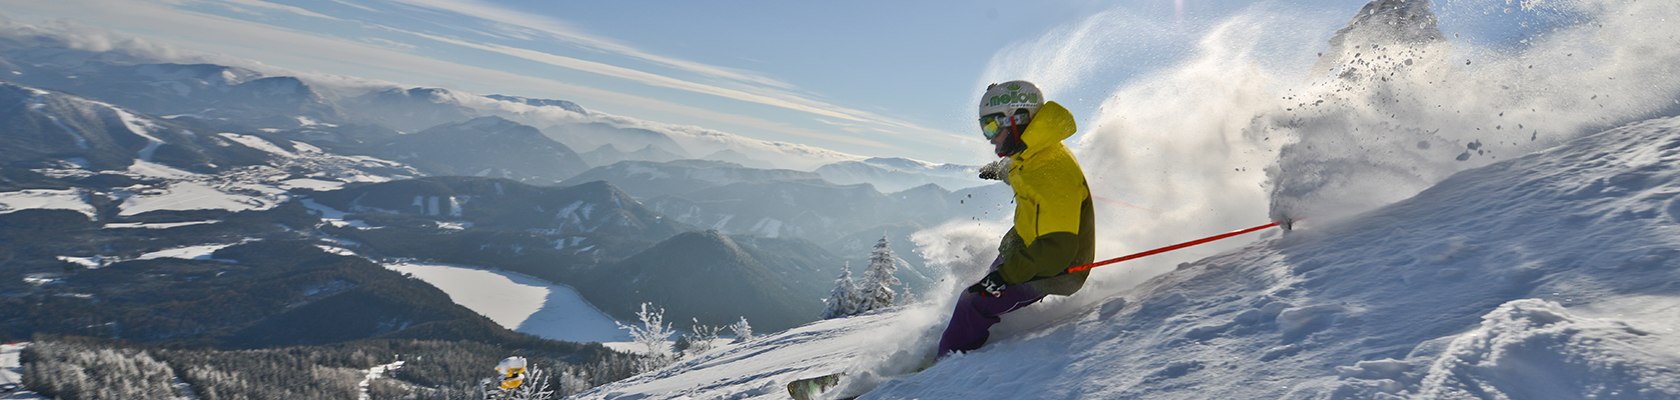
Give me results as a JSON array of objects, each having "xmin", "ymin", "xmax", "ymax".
[{"xmin": 979, "ymin": 110, "xmax": 1031, "ymax": 140}]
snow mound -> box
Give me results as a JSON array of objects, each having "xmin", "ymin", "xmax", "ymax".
[{"xmin": 1404, "ymin": 299, "xmax": 1680, "ymax": 399}]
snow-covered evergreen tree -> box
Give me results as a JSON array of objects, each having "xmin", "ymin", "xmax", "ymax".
[
  {"xmin": 820, "ymin": 262, "xmax": 862, "ymax": 319},
  {"xmin": 555, "ymin": 367, "xmax": 591, "ymax": 398},
  {"xmin": 685, "ymin": 318, "xmax": 724, "ymax": 357},
  {"xmin": 727, "ymin": 316, "xmax": 754, "ymax": 343},
  {"xmin": 507, "ymin": 366, "xmax": 556, "ymax": 400},
  {"xmin": 857, "ymin": 236, "xmax": 902, "ymax": 313},
  {"xmin": 615, "ymin": 303, "xmax": 676, "ymax": 371}
]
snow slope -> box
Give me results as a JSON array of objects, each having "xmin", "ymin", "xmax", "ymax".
[
  {"xmin": 0, "ymin": 343, "xmax": 46, "ymax": 400},
  {"xmin": 575, "ymin": 115, "xmax": 1680, "ymax": 399},
  {"xmin": 581, "ymin": 311, "xmax": 916, "ymax": 399},
  {"xmin": 383, "ymin": 262, "xmax": 627, "ymax": 343},
  {"xmin": 136, "ymin": 243, "xmax": 243, "ymax": 262},
  {"xmin": 358, "ymin": 360, "xmax": 404, "ymax": 400},
  {"xmin": 0, "ymin": 189, "xmax": 94, "ymax": 219}
]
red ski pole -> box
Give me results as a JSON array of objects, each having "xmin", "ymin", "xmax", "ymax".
[{"xmin": 1066, "ymin": 221, "xmax": 1285, "ymax": 274}]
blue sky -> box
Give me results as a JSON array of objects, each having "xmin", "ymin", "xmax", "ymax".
[{"xmin": 0, "ymin": 0, "xmax": 1559, "ymax": 165}]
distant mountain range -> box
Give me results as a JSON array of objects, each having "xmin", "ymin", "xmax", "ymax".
[
  {"xmin": 0, "ymin": 16, "xmax": 1013, "ymax": 399},
  {"xmin": 0, "ymin": 33, "xmax": 1010, "ymax": 341},
  {"xmin": 815, "ymin": 157, "xmax": 987, "ymax": 193},
  {"xmin": 373, "ymin": 116, "xmax": 590, "ymax": 185}
]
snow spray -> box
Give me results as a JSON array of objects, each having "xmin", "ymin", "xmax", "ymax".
[{"xmin": 963, "ymin": 0, "xmax": 1680, "ymax": 302}]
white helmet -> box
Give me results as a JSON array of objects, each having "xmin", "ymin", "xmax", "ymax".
[
  {"xmin": 978, "ymin": 80, "xmax": 1044, "ymax": 125},
  {"xmin": 977, "ymin": 80, "xmax": 1043, "ymax": 156}
]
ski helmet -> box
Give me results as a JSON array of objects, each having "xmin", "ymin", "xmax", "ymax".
[
  {"xmin": 978, "ymin": 80, "xmax": 1044, "ymax": 122},
  {"xmin": 978, "ymin": 80, "xmax": 1042, "ymax": 156}
]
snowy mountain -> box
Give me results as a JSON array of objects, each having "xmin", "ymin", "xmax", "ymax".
[
  {"xmin": 0, "ymin": 38, "xmax": 345, "ymax": 129},
  {"xmin": 484, "ymin": 94, "xmax": 588, "ymax": 115},
  {"xmin": 579, "ymin": 143, "xmax": 689, "ymax": 168},
  {"xmin": 0, "ymin": 22, "xmax": 872, "ymax": 173},
  {"xmin": 0, "ymin": 82, "xmax": 252, "ymax": 172},
  {"xmin": 372, "ymin": 116, "xmax": 589, "ymax": 185},
  {"xmin": 305, "ymin": 177, "xmax": 855, "ymax": 332},
  {"xmin": 560, "ymin": 159, "xmax": 824, "ymax": 199},
  {"xmin": 558, "ymin": 158, "xmax": 1004, "ymax": 291},
  {"xmin": 308, "ymin": 177, "xmax": 685, "ymax": 262},
  {"xmin": 0, "ymin": 82, "xmax": 409, "ymax": 219},
  {"xmin": 542, "ymin": 122, "xmax": 688, "ymax": 160},
  {"xmin": 575, "ymin": 110, "xmax": 1680, "ymax": 400},
  {"xmin": 643, "ymin": 179, "xmax": 976, "ymax": 244},
  {"xmin": 340, "ymin": 87, "xmax": 483, "ymax": 133},
  {"xmin": 580, "ymin": 230, "xmax": 823, "ymax": 332},
  {"xmin": 814, "ymin": 157, "xmax": 986, "ymax": 193}
]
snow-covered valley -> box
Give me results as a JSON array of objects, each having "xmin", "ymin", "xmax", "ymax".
[{"xmin": 384, "ymin": 262, "xmax": 627, "ymax": 343}]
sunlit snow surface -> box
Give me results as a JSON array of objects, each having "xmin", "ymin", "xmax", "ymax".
[
  {"xmin": 104, "ymin": 220, "xmax": 221, "ymax": 229},
  {"xmin": 137, "ymin": 243, "xmax": 242, "ymax": 261},
  {"xmin": 384, "ymin": 262, "xmax": 627, "ymax": 343},
  {"xmin": 118, "ymin": 181, "xmax": 280, "ymax": 216},
  {"xmin": 581, "ymin": 312, "xmax": 911, "ymax": 399},
  {"xmin": 0, "ymin": 189, "xmax": 93, "ymax": 218},
  {"xmin": 576, "ymin": 117, "xmax": 1680, "ymax": 399}
]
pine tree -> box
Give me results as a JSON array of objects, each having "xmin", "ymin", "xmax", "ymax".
[
  {"xmin": 727, "ymin": 316, "xmax": 753, "ymax": 343},
  {"xmin": 857, "ymin": 236, "xmax": 902, "ymax": 313},
  {"xmin": 507, "ymin": 366, "xmax": 556, "ymax": 400},
  {"xmin": 555, "ymin": 367, "xmax": 590, "ymax": 398},
  {"xmin": 684, "ymin": 318, "xmax": 724, "ymax": 357},
  {"xmin": 615, "ymin": 303, "xmax": 676, "ymax": 372},
  {"xmin": 820, "ymin": 262, "xmax": 861, "ymax": 319}
]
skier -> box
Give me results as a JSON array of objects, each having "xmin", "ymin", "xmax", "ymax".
[{"xmin": 939, "ymin": 80, "xmax": 1096, "ymax": 355}]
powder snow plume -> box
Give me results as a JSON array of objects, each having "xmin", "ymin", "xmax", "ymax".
[
  {"xmin": 1262, "ymin": 0, "xmax": 1680, "ymax": 224},
  {"xmin": 966, "ymin": 0, "xmax": 1680, "ymax": 295}
]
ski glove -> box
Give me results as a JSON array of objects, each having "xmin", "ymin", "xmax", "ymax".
[
  {"xmin": 967, "ymin": 271, "xmax": 1008, "ymax": 298},
  {"xmin": 978, "ymin": 158, "xmax": 1011, "ymax": 182}
]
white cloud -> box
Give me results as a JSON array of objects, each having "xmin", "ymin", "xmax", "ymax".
[
  {"xmin": 383, "ymin": 0, "xmax": 973, "ymax": 145},
  {"xmin": 0, "ymin": 1, "xmax": 873, "ymax": 147},
  {"xmin": 359, "ymin": 36, "xmax": 416, "ymax": 51},
  {"xmin": 2, "ymin": 0, "xmax": 972, "ymax": 162},
  {"xmin": 388, "ymin": 0, "xmax": 796, "ymax": 89},
  {"xmin": 172, "ymin": 0, "xmax": 347, "ymax": 21},
  {"xmin": 324, "ymin": 0, "xmax": 380, "ymax": 13}
]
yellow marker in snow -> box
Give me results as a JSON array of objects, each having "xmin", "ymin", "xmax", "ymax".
[{"xmin": 496, "ymin": 356, "xmax": 527, "ymax": 390}]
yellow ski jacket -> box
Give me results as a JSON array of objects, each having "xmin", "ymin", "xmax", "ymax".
[{"xmin": 999, "ymin": 101, "xmax": 1095, "ymax": 296}]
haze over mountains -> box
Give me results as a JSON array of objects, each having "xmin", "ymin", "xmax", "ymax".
[
  {"xmin": 0, "ymin": 15, "xmax": 1016, "ymax": 397},
  {"xmin": 0, "ymin": 16, "xmax": 1001, "ymax": 348}
]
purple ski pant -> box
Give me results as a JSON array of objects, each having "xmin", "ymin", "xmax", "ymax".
[{"xmin": 937, "ymin": 259, "xmax": 1046, "ymax": 355}]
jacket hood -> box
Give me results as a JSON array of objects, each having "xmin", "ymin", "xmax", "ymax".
[{"xmin": 1016, "ymin": 101, "xmax": 1076, "ymax": 160}]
